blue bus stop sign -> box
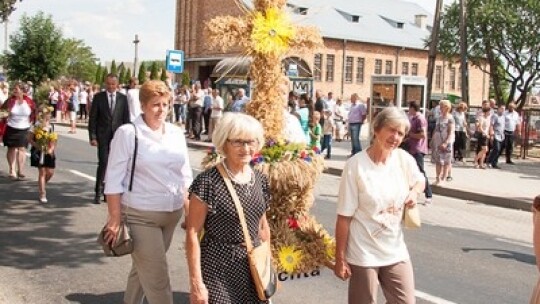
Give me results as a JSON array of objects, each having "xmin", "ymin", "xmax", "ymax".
[{"xmin": 166, "ymin": 50, "xmax": 184, "ymax": 73}]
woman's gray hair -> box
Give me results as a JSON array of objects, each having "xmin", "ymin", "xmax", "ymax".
[
  {"xmin": 370, "ymin": 107, "xmax": 411, "ymax": 140},
  {"xmin": 212, "ymin": 112, "xmax": 265, "ymax": 154}
]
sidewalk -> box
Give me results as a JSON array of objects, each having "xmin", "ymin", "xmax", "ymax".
[{"xmin": 66, "ymin": 121, "xmax": 539, "ymax": 211}]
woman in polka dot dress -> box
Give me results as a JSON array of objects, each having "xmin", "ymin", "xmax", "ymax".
[{"xmin": 186, "ymin": 113, "xmax": 271, "ymax": 304}]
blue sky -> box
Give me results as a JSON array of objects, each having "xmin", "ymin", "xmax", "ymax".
[{"xmin": 0, "ymin": 0, "xmax": 455, "ymax": 63}]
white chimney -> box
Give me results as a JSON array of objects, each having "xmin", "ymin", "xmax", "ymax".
[{"xmin": 415, "ymin": 14, "xmax": 427, "ymax": 30}]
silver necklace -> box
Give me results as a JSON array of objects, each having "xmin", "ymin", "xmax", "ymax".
[{"xmin": 222, "ymin": 161, "xmax": 255, "ymax": 187}]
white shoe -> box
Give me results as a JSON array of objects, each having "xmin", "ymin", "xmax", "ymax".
[
  {"xmin": 424, "ymin": 198, "xmax": 433, "ymax": 205},
  {"xmin": 39, "ymin": 196, "xmax": 48, "ymax": 204}
]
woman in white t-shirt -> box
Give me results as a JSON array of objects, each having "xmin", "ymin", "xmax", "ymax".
[{"xmin": 334, "ymin": 107, "xmax": 425, "ymax": 304}]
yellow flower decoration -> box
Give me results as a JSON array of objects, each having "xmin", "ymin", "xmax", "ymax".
[
  {"xmin": 278, "ymin": 245, "xmax": 303, "ymax": 273},
  {"xmin": 323, "ymin": 236, "xmax": 336, "ymax": 260},
  {"xmin": 251, "ymin": 7, "xmax": 295, "ymax": 56},
  {"xmin": 35, "ymin": 133, "xmax": 43, "ymax": 140}
]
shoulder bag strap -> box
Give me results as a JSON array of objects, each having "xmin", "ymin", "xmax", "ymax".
[
  {"xmin": 216, "ymin": 163, "xmax": 254, "ymax": 252},
  {"xmin": 128, "ymin": 122, "xmax": 138, "ymax": 192}
]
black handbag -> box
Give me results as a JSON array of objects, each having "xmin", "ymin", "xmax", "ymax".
[{"xmin": 97, "ymin": 123, "xmax": 138, "ymax": 257}]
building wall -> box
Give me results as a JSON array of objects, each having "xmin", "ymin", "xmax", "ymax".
[{"xmin": 175, "ymin": 0, "xmax": 489, "ymax": 106}]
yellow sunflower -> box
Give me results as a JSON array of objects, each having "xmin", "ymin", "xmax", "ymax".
[
  {"xmin": 323, "ymin": 236, "xmax": 336, "ymax": 260},
  {"xmin": 278, "ymin": 245, "xmax": 303, "ymax": 273},
  {"xmin": 251, "ymin": 7, "xmax": 295, "ymax": 56}
]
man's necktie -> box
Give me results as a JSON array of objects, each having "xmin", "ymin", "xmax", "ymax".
[{"xmin": 110, "ymin": 94, "xmax": 115, "ymax": 112}]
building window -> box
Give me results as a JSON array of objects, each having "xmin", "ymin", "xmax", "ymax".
[
  {"xmin": 450, "ymin": 67, "xmax": 456, "ymax": 90},
  {"xmin": 375, "ymin": 59, "xmax": 382, "ymax": 75},
  {"xmin": 435, "ymin": 65, "xmax": 442, "ymax": 89},
  {"xmin": 411, "ymin": 63, "xmax": 418, "ymax": 76},
  {"xmin": 314, "ymin": 54, "xmax": 322, "ymax": 81},
  {"xmin": 356, "ymin": 57, "xmax": 365, "ymax": 83},
  {"xmin": 345, "ymin": 56, "xmax": 354, "ymax": 83},
  {"xmin": 385, "ymin": 60, "xmax": 393, "ymax": 75},
  {"xmin": 402, "ymin": 62, "xmax": 409, "ymax": 75},
  {"xmin": 326, "ymin": 54, "xmax": 335, "ymax": 82}
]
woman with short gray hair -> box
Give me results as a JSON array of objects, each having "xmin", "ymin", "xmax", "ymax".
[
  {"xmin": 186, "ymin": 113, "xmax": 271, "ymax": 303},
  {"xmin": 335, "ymin": 107, "xmax": 425, "ymax": 304}
]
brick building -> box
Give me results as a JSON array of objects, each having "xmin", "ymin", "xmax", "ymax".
[{"xmin": 175, "ymin": 0, "xmax": 490, "ymax": 106}]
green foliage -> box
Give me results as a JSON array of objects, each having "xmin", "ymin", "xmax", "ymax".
[
  {"xmin": 34, "ymin": 82, "xmax": 51, "ymax": 106},
  {"xmin": 2, "ymin": 12, "xmax": 66, "ymax": 84},
  {"xmin": 125, "ymin": 67, "xmax": 132, "ymax": 81},
  {"xmin": 95, "ymin": 65, "xmax": 102, "ymax": 84},
  {"xmin": 438, "ymin": 0, "xmax": 540, "ymax": 106},
  {"xmin": 149, "ymin": 61, "xmax": 159, "ymax": 80},
  {"xmin": 181, "ymin": 72, "xmax": 190, "ymax": 86},
  {"xmin": 101, "ymin": 66, "xmax": 108, "ymax": 86},
  {"xmin": 61, "ymin": 38, "xmax": 97, "ymax": 82},
  {"xmin": 118, "ymin": 68, "xmax": 126, "ymax": 85},
  {"xmin": 160, "ymin": 67, "xmax": 167, "ymax": 82},
  {"xmin": 110, "ymin": 60, "xmax": 117, "ymax": 76},
  {"xmin": 0, "ymin": 0, "xmax": 21, "ymax": 22},
  {"xmin": 138, "ymin": 61, "xmax": 147, "ymax": 84}
]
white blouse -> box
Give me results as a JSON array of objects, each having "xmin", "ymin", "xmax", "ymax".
[
  {"xmin": 337, "ymin": 149, "xmax": 425, "ymax": 267},
  {"xmin": 104, "ymin": 116, "xmax": 193, "ymax": 212},
  {"xmin": 7, "ymin": 101, "xmax": 32, "ymax": 129}
]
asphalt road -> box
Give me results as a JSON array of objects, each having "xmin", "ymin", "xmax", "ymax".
[{"xmin": 0, "ymin": 124, "xmax": 536, "ymax": 304}]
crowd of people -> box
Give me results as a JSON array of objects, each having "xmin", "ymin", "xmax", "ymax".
[{"xmin": 1, "ymin": 73, "xmax": 537, "ymax": 303}]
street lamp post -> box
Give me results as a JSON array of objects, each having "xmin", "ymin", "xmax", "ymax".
[{"xmin": 133, "ymin": 34, "xmax": 140, "ymax": 77}]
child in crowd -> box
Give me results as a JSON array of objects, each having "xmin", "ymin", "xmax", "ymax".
[
  {"xmin": 309, "ymin": 111, "xmax": 322, "ymax": 150},
  {"xmin": 28, "ymin": 106, "xmax": 57, "ymax": 203},
  {"xmin": 321, "ymin": 109, "xmax": 335, "ymax": 159}
]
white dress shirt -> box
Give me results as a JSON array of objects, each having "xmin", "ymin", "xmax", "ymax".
[
  {"xmin": 104, "ymin": 116, "xmax": 193, "ymax": 212},
  {"xmin": 127, "ymin": 88, "xmax": 141, "ymax": 121}
]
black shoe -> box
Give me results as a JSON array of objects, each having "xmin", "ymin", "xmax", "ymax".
[
  {"xmin": 506, "ymin": 160, "xmax": 515, "ymax": 165},
  {"xmin": 492, "ymin": 164, "xmax": 501, "ymax": 169},
  {"xmin": 93, "ymin": 196, "xmax": 101, "ymax": 204}
]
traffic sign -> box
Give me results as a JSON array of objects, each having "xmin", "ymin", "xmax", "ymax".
[{"xmin": 166, "ymin": 50, "xmax": 184, "ymax": 73}]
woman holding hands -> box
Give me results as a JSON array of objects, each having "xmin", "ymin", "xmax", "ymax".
[{"xmin": 334, "ymin": 107, "xmax": 425, "ymax": 304}]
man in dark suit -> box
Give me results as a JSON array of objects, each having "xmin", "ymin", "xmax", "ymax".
[{"xmin": 88, "ymin": 73, "xmax": 130, "ymax": 204}]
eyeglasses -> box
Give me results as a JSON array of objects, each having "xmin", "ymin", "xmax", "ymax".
[{"xmin": 227, "ymin": 139, "xmax": 258, "ymax": 148}]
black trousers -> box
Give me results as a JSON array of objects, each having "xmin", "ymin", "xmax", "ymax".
[
  {"xmin": 189, "ymin": 105, "xmax": 202, "ymax": 139},
  {"xmin": 411, "ymin": 152, "xmax": 432, "ymax": 199},
  {"xmin": 95, "ymin": 142, "xmax": 110, "ymax": 197},
  {"xmin": 453, "ymin": 131, "xmax": 467, "ymax": 161},
  {"xmin": 203, "ymin": 109, "xmax": 212, "ymax": 133},
  {"xmin": 503, "ymin": 131, "xmax": 515, "ymax": 162}
]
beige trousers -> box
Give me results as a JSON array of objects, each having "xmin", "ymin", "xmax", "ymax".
[
  {"xmin": 123, "ymin": 207, "xmax": 183, "ymax": 304},
  {"xmin": 208, "ymin": 117, "xmax": 220, "ymax": 140},
  {"xmin": 348, "ymin": 260, "xmax": 415, "ymax": 304}
]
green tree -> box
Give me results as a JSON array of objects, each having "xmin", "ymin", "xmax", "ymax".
[
  {"xmin": 118, "ymin": 68, "xmax": 126, "ymax": 85},
  {"xmin": 181, "ymin": 72, "xmax": 190, "ymax": 86},
  {"xmin": 101, "ymin": 66, "xmax": 108, "ymax": 85},
  {"xmin": 0, "ymin": 0, "xmax": 22, "ymax": 22},
  {"xmin": 95, "ymin": 65, "xmax": 102, "ymax": 84},
  {"xmin": 149, "ymin": 61, "xmax": 159, "ymax": 80},
  {"xmin": 138, "ymin": 61, "xmax": 147, "ymax": 84},
  {"xmin": 125, "ymin": 67, "xmax": 132, "ymax": 82},
  {"xmin": 2, "ymin": 12, "xmax": 66, "ymax": 84},
  {"xmin": 110, "ymin": 59, "xmax": 117, "ymax": 76},
  {"xmin": 160, "ymin": 68, "xmax": 167, "ymax": 82},
  {"xmin": 438, "ymin": 0, "xmax": 540, "ymax": 108},
  {"xmin": 61, "ymin": 38, "xmax": 98, "ymax": 82}
]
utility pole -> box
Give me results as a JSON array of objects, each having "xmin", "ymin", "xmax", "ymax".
[
  {"xmin": 459, "ymin": 0, "xmax": 470, "ymax": 105},
  {"xmin": 133, "ymin": 34, "xmax": 140, "ymax": 77},
  {"xmin": 426, "ymin": 0, "xmax": 443, "ymax": 108}
]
